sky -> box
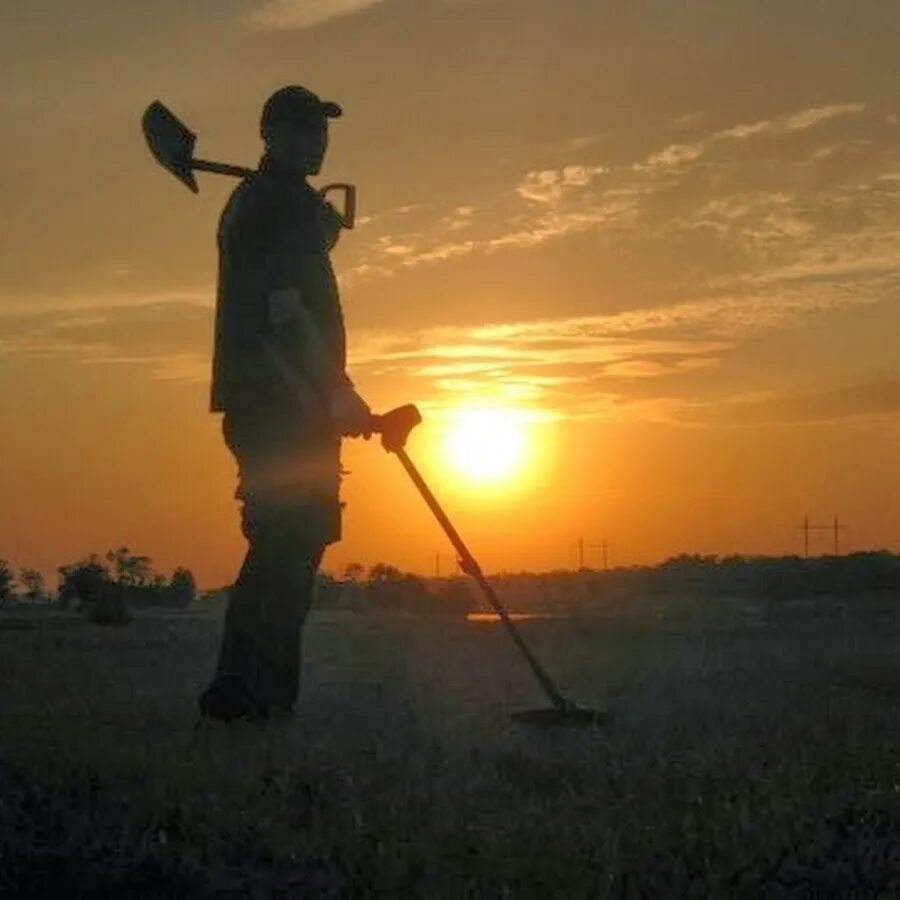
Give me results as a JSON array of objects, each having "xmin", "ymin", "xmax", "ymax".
[{"xmin": 1, "ymin": 0, "xmax": 898, "ymax": 587}]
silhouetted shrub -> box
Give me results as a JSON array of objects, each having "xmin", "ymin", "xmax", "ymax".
[
  {"xmin": 18, "ymin": 568, "xmax": 46, "ymax": 602},
  {"xmin": 167, "ymin": 567, "xmax": 197, "ymax": 608},
  {"xmin": 0, "ymin": 559, "xmax": 13, "ymax": 605},
  {"xmin": 58, "ymin": 555, "xmax": 131, "ymax": 625},
  {"xmin": 85, "ymin": 582, "xmax": 132, "ymax": 625}
]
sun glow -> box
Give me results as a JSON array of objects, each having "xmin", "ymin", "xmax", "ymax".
[{"xmin": 444, "ymin": 407, "xmax": 528, "ymax": 483}]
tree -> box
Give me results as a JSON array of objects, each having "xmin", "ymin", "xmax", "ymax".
[
  {"xmin": 19, "ymin": 568, "xmax": 45, "ymax": 602},
  {"xmin": 366, "ymin": 562, "xmax": 426, "ymax": 612},
  {"xmin": 368, "ymin": 562, "xmax": 402, "ymax": 584},
  {"xmin": 58, "ymin": 554, "xmax": 130, "ymax": 624},
  {"xmin": 343, "ymin": 562, "xmax": 365, "ymax": 583},
  {"xmin": 0, "ymin": 559, "xmax": 12, "ymax": 604},
  {"xmin": 167, "ymin": 567, "xmax": 197, "ymax": 608},
  {"xmin": 58, "ymin": 554, "xmax": 108, "ymax": 607},
  {"xmin": 315, "ymin": 571, "xmax": 344, "ymax": 607},
  {"xmin": 106, "ymin": 547, "xmax": 153, "ymax": 588}
]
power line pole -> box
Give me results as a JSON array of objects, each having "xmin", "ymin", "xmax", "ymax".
[
  {"xmin": 797, "ymin": 515, "xmax": 846, "ymax": 557},
  {"xmin": 578, "ymin": 538, "xmax": 585, "ymax": 570},
  {"xmin": 589, "ymin": 537, "xmax": 611, "ymax": 570},
  {"xmin": 832, "ymin": 515, "xmax": 846, "ymax": 555}
]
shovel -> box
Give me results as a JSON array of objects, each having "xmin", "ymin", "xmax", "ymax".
[{"xmin": 141, "ymin": 100, "xmax": 356, "ymax": 229}]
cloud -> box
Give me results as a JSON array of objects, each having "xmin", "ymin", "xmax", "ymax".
[
  {"xmin": 0, "ymin": 289, "xmax": 212, "ymax": 319},
  {"xmin": 720, "ymin": 103, "xmax": 866, "ymax": 140},
  {"xmin": 688, "ymin": 191, "xmax": 815, "ymax": 246},
  {"xmin": 346, "ymin": 101, "xmax": 872, "ymax": 287},
  {"xmin": 467, "ymin": 278, "xmax": 883, "ymax": 343},
  {"xmin": 558, "ymin": 133, "xmax": 607, "ymax": 152},
  {"xmin": 603, "ymin": 357, "xmax": 719, "ymax": 379},
  {"xmin": 10, "ymin": 100, "xmax": 887, "ymax": 430},
  {"xmin": 640, "ymin": 142, "xmax": 705, "ymax": 174},
  {"xmin": 696, "ymin": 376, "xmax": 900, "ymax": 425},
  {"xmin": 516, "ymin": 164, "xmax": 607, "ymax": 204},
  {"xmin": 0, "ymin": 301, "xmax": 213, "ymax": 384},
  {"xmin": 637, "ymin": 102, "xmax": 866, "ymax": 176},
  {"xmin": 346, "ymin": 194, "xmax": 638, "ymax": 279},
  {"xmin": 344, "ymin": 224, "xmax": 900, "ymax": 421},
  {"xmin": 342, "ymin": 199, "xmax": 899, "ymax": 420},
  {"xmin": 87, "ymin": 352, "xmax": 209, "ymax": 384},
  {"xmin": 247, "ymin": 0, "xmax": 385, "ymax": 30},
  {"xmin": 344, "ymin": 306, "xmax": 735, "ymax": 419}
]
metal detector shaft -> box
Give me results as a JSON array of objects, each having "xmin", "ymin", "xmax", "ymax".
[{"xmin": 393, "ymin": 447, "xmax": 570, "ymax": 712}]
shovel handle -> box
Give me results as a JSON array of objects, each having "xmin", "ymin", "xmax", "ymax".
[
  {"xmin": 192, "ymin": 158, "xmax": 256, "ymax": 179},
  {"xmin": 186, "ymin": 159, "xmax": 357, "ymax": 232}
]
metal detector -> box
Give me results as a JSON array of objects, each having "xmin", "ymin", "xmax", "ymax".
[{"xmin": 373, "ymin": 406, "xmax": 610, "ymax": 728}]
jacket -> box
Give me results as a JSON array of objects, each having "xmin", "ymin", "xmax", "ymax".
[{"xmin": 210, "ymin": 154, "xmax": 348, "ymax": 416}]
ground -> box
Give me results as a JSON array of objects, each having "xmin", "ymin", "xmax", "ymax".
[{"xmin": 2, "ymin": 592, "xmax": 900, "ymax": 897}]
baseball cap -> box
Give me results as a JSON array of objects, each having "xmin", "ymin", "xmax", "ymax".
[{"xmin": 260, "ymin": 85, "xmax": 342, "ymax": 137}]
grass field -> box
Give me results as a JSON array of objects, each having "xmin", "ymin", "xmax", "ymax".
[{"xmin": 2, "ymin": 591, "xmax": 900, "ymax": 897}]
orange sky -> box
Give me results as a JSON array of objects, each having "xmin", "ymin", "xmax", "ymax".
[{"xmin": 1, "ymin": 1, "xmax": 898, "ymax": 587}]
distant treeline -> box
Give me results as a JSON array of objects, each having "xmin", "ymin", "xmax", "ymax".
[
  {"xmin": 322, "ymin": 562, "xmax": 479, "ymax": 615},
  {"xmin": 3, "ymin": 550, "xmax": 898, "ymax": 621},
  {"xmin": 309, "ymin": 551, "xmax": 900, "ymax": 615},
  {"xmin": 482, "ymin": 551, "xmax": 900, "ymax": 613},
  {"xmin": 0, "ymin": 547, "xmax": 196, "ymax": 624}
]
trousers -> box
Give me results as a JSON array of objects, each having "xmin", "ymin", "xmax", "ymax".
[{"xmin": 207, "ymin": 398, "xmax": 341, "ymax": 713}]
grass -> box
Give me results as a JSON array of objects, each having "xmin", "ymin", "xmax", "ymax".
[{"xmin": 2, "ymin": 592, "xmax": 900, "ymax": 896}]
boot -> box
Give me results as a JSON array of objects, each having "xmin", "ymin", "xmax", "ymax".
[{"xmin": 198, "ymin": 674, "xmax": 267, "ymax": 722}]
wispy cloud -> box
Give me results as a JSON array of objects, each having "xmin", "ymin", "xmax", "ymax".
[
  {"xmin": 516, "ymin": 165, "xmax": 607, "ymax": 204},
  {"xmin": 688, "ymin": 375, "xmax": 900, "ymax": 426},
  {"xmin": 345, "ymin": 308, "xmax": 734, "ymax": 418},
  {"xmin": 344, "ymin": 255, "xmax": 899, "ymax": 424},
  {"xmin": 0, "ymin": 289, "xmax": 212, "ymax": 319},
  {"xmin": 344, "ymin": 101, "xmax": 872, "ymax": 286},
  {"xmin": 468, "ymin": 277, "xmax": 888, "ymax": 343},
  {"xmin": 86, "ymin": 352, "xmax": 209, "ymax": 384},
  {"xmin": 637, "ymin": 102, "xmax": 866, "ymax": 176},
  {"xmin": 721, "ymin": 103, "xmax": 866, "ymax": 139},
  {"xmin": 247, "ymin": 0, "xmax": 385, "ymax": 31},
  {"xmin": 0, "ymin": 301, "xmax": 212, "ymax": 384},
  {"xmin": 6, "ymin": 101, "xmax": 891, "ymax": 430}
]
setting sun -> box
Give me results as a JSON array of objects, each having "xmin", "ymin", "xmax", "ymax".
[{"xmin": 444, "ymin": 408, "xmax": 528, "ymax": 483}]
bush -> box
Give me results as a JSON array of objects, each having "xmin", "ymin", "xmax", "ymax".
[
  {"xmin": 19, "ymin": 568, "xmax": 46, "ymax": 603},
  {"xmin": 166, "ymin": 567, "xmax": 197, "ymax": 608},
  {"xmin": 0, "ymin": 559, "xmax": 13, "ymax": 605},
  {"xmin": 58, "ymin": 555, "xmax": 131, "ymax": 626},
  {"xmin": 85, "ymin": 582, "xmax": 132, "ymax": 625}
]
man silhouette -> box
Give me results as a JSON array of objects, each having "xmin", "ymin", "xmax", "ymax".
[{"xmin": 199, "ymin": 86, "xmax": 371, "ymax": 722}]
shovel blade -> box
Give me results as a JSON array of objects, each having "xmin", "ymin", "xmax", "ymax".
[{"xmin": 142, "ymin": 100, "xmax": 199, "ymax": 193}]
